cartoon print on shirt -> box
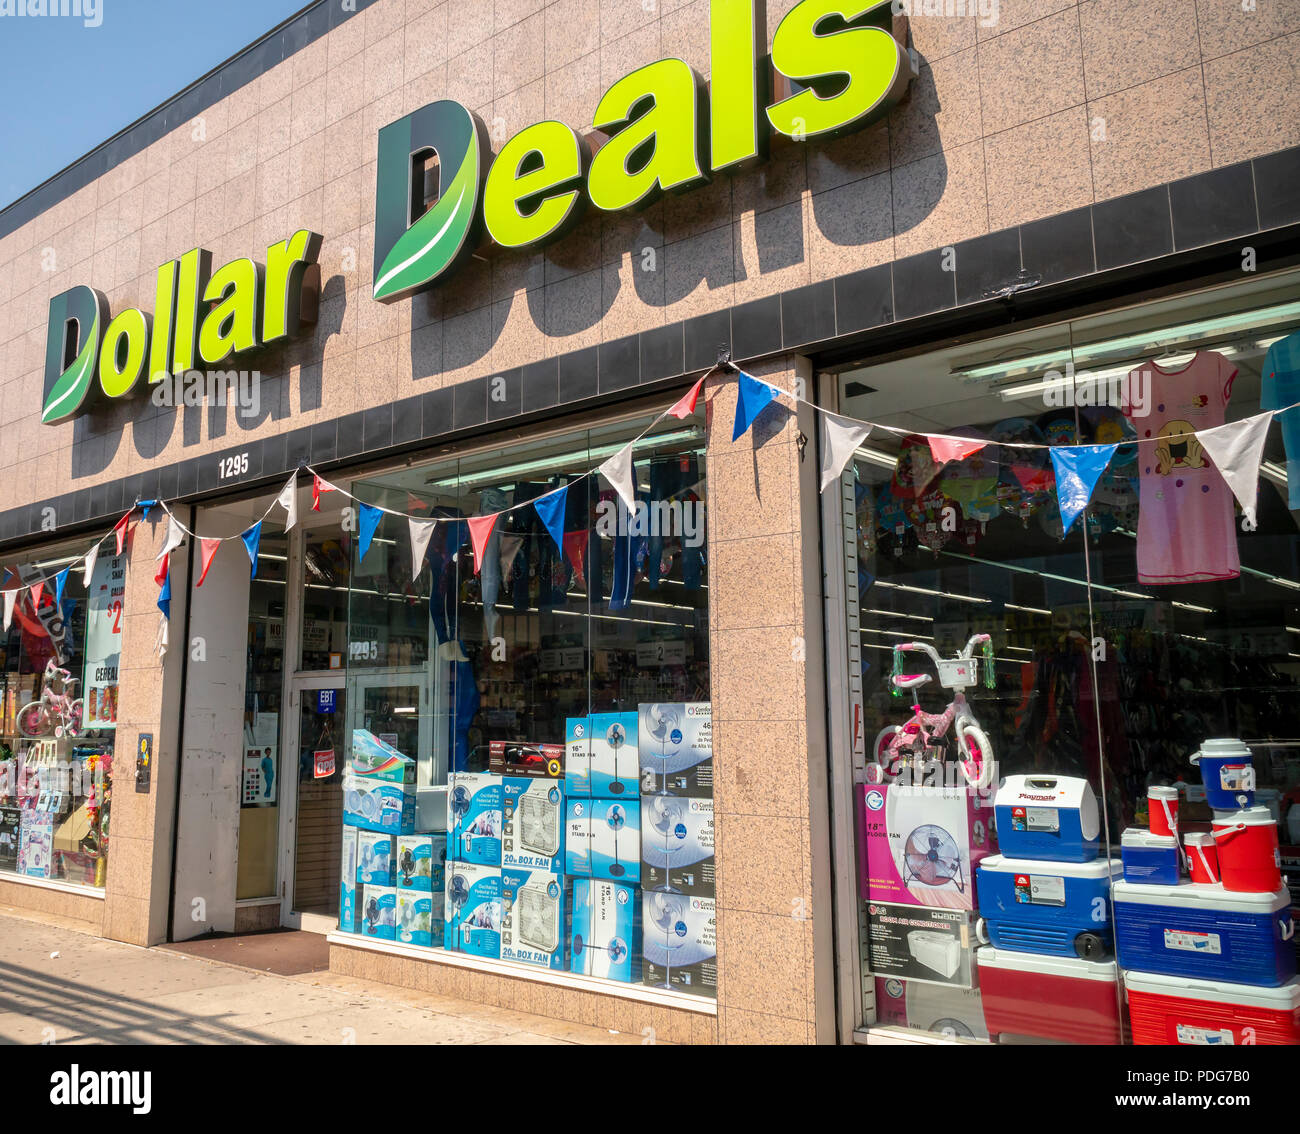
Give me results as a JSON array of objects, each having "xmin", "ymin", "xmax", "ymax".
[{"xmin": 1154, "ymin": 419, "xmax": 1207, "ymax": 476}]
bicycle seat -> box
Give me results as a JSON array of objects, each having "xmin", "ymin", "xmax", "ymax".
[{"xmin": 892, "ymin": 673, "xmax": 932, "ymax": 690}]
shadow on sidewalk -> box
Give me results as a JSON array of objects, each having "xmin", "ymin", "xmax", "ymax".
[{"xmin": 0, "ymin": 961, "xmax": 290, "ymax": 1045}]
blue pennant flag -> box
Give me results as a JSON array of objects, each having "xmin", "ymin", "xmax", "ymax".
[
  {"xmin": 157, "ymin": 571, "xmax": 172, "ymax": 620},
  {"xmin": 138, "ymin": 499, "xmax": 158, "ymax": 520},
  {"xmin": 1050, "ymin": 443, "xmax": 1118, "ymax": 534},
  {"xmin": 534, "ymin": 485, "xmax": 568, "ymax": 552},
  {"xmin": 53, "ymin": 567, "xmax": 69, "ymax": 609},
  {"xmin": 241, "ymin": 521, "xmax": 262, "ymax": 579},
  {"xmin": 732, "ymin": 370, "xmax": 779, "ymax": 441},
  {"xmin": 359, "ymin": 503, "xmax": 383, "ymax": 563}
]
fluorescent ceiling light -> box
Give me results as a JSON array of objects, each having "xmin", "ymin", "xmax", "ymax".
[
  {"xmin": 854, "ymin": 445, "xmax": 901, "ymax": 470},
  {"xmin": 862, "ymin": 627, "xmax": 935, "ymax": 641},
  {"xmin": 864, "ymin": 608, "xmax": 934, "ymax": 622},
  {"xmin": 1262, "ymin": 460, "xmax": 1289, "ymax": 488},
  {"xmin": 1005, "ymin": 602, "xmax": 1051, "ymax": 615},
  {"xmin": 873, "ymin": 579, "xmax": 992, "ymax": 606}
]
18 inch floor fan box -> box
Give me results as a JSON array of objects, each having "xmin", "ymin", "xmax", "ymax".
[{"xmin": 857, "ymin": 782, "xmax": 995, "ymax": 912}]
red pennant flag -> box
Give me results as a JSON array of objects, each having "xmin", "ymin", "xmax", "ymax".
[
  {"xmin": 113, "ymin": 511, "xmax": 133, "ymax": 555},
  {"xmin": 667, "ymin": 374, "xmax": 707, "ymax": 419},
  {"xmin": 196, "ymin": 538, "xmax": 221, "ymax": 586},
  {"xmin": 467, "ymin": 513, "xmax": 499, "ymax": 576},
  {"xmin": 563, "ymin": 530, "xmax": 589, "ymax": 588},
  {"xmin": 928, "ymin": 435, "xmax": 987, "ymax": 466},
  {"xmin": 31, "ymin": 581, "xmax": 45, "ymax": 610},
  {"xmin": 406, "ymin": 492, "xmax": 429, "ymax": 513},
  {"xmin": 312, "ymin": 475, "xmax": 334, "ymax": 512},
  {"xmin": 154, "ymin": 552, "xmax": 169, "ymax": 587}
]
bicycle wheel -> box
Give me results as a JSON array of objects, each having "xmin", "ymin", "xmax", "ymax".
[
  {"xmin": 16, "ymin": 702, "xmax": 48, "ymax": 738},
  {"xmin": 957, "ymin": 723, "xmax": 995, "ymax": 790},
  {"xmin": 872, "ymin": 725, "xmax": 905, "ymax": 776}
]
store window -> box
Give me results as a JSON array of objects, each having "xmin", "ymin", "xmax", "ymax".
[
  {"xmin": 834, "ymin": 269, "xmax": 1300, "ymax": 1044},
  {"xmin": 0, "ymin": 539, "xmax": 119, "ymax": 889},
  {"xmin": 336, "ymin": 411, "xmax": 717, "ymax": 1000}
]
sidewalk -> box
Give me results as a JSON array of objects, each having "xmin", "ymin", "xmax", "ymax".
[{"xmin": 0, "ymin": 908, "xmax": 641, "ymax": 1045}]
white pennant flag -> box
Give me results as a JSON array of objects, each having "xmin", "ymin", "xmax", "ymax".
[
  {"xmin": 2, "ymin": 588, "xmax": 14, "ymax": 632},
  {"xmin": 155, "ymin": 612, "xmax": 169, "ymax": 659},
  {"xmin": 598, "ymin": 442, "xmax": 637, "ymax": 509},
  {"xmin": 278, "ymin": 474, "xmax": 299, "ymax": 531},
  {"xmin": 499, "ymin": 533, "xmax": 525, "ymax": 578},
  {"xmin": 156, "ymin": 515, "xmax": 186, "ymax": 560},
  {"xmin": 82, "ymin": 542, "xmax": 99, "ymax": 587},
  {"xmin": 819, "ymin": 411, "xmax": 872, "ymax": 493},
  {"xmin": 409, "ymin": 517, "xmax": 436, "ymax": 577},
  {"xmin": 1197, "ymin": 411, "xmax": 1273, "ymax": 526}
]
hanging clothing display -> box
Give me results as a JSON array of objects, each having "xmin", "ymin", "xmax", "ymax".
[{"xmin": 1124, "ymin": 350, "xmax": 1239, "ymax": 584}]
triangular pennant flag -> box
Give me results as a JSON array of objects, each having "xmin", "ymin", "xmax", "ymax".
[
  {"xmin": 732, "ymin": 370, "xmax": 779, "ymax": 441},
  {"xmin": 30, "ymin": 581, "xmax": 45, "ymax": 610},
  {"xmin": 534, "ymin": 485, "xmax": 568, "ymax": 551},
  {"xmin": 929, "ymin": 434, "xmax": 987, "ymax": 466},
  {"xmin": 667, "ymin": 374, "xmax": 707, "ymax": 419},
  {"xmin": 819, "ymin": 411, "xmax": 872, "ymax": 493},
  {"xmin": 154, "ymin": 551, "xmax": 169, "ymax": 588},
  {"xmin": 312, "ymin": 475, "xmax": 334, "ymax": 512},
  {"xmin": 155, "ymin": 612, "xmax": 169, "ymax": 658},
  {"xmin": 409, "ymin": 517, "xmax": 436, "ymax": 578},
  {"xmin": 278, "ymin": 474, "xmax": 299, "ymax": 531},
  {"xmin": 406, "ymin": 492, "xmax": 429, "ymax": 513},
  {"xmin": 156, "ymin": 515, "xmax": 186, "ymax": 560},
  {"xmin": 113, "ymin": 511, "xmax": 133, "ymax": 556},
  {"xmin": 1049, "ymin": 444, "xmax": 1118, "ymax": 534},
  {"xmin": 467, "ymin": 513, "xmax": 500, "ymax": 576},
  {"xmin": 82, "ymin": 542, "xmax": 99, "ymax": 587},
  {"xmin": 1196, "ymin": 411, "xmax": 1273, "ymax": 526},
  {"xmin": 241, "ymin": 522, "xmax": 262, "ymax": 579},
  {"xmin": 358, "ymin": 504, "xmax": 383, "ymax": 563},
  {"xmin": 53, "ymin": 567, "xmax": 70, "ymax": 609},
  {"xmin": 197, "ymin": 538, "xmax": 221, "ymax": 586},
  {"xmin": 2, "ymin": 588, "xmax": 14, "ymax": 632},
  {"xmin": 563, "ymin": 530, "xmax": 589, "ymax": 587},
  {"xmin": 598, "ymin": 443, "xmax": 637, "ymax": 509},
  {"xmin": 138, "ymin": 499, "xmax": 158, "ymax": 521},
  {"xmin": 499, "ymin": 533, "xmax": 525, "ymax": 579},
  {"xmin": 157, "ymin": 559, "xmax": 172, "ymax": 620}
]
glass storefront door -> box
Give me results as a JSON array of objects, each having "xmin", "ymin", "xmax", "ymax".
[{"xmin": 284, "ymin": 676, "xmax": 346, "ymax": 926}]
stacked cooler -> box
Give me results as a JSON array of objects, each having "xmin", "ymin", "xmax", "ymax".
[
  {"xmin": 975, "ymin": 775, "xmax": 1127, "ymax": 1043},
  {"xmin": 1118, "ymin": 740, "xmax": 1300, "ymax": 1045}
]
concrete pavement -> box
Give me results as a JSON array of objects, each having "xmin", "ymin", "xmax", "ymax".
[{"xmin": 0, "ymin": 908, "xmax": 641, "ymax": 1045}]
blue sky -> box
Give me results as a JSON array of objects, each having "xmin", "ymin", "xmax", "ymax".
[{"xmin": 0, "ymin": 0, "xmax": 308, "ymax": 210}]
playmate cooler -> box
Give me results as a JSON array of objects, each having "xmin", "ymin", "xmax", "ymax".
[
  {"xmin": 1113, "ymin": 880, "xmax": 1296, "ymax": 986},
  {"xmin": 977, "ymin": 855, "xmax": 1121, "ymax": 959},
  {"xmin": 977, "ymin": 947, "xmax": 1125, "ymax": 1044},
  {"xmin": 1125, "ymin": 970, "xmax": 1300, "ymax": 1045},
  {"xmin": 994, "ymin": 775, "xmax": 1099, "ymax": 862}
]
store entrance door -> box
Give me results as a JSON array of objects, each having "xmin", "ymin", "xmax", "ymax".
[{"xmin": 279, "ymin": 674, "xmax": 346, "ymax": 932}]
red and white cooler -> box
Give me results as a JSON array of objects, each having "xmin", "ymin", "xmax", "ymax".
[
  {"xmin": 976, "ymin": 946, "xmax": 1125, "ymax": 1044},
  {"xmin": 1125, "ymin": 970, "xmax": 1300, "ymax": 1046}
]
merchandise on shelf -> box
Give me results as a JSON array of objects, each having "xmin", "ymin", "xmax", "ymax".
[
  {"xmin": 976, "ymin": 947, "xmax": 1125, "ymax": 1045},
  {"xmin": 1120, "ymin": 829, "xmax": 1180, "ymax": 885},
  {"xmin": 343, "ymin": 774, "xmax": 415, "ymax": 835},
  {"xmin": 501, "ymin": 867, "xmax": 568, "ymax": 970},
  {"xmin": 1190, "ymin": 738, "xmax": 1255, "ymax": 811},
  {"xmin": 1113, "ymin": 880, "xmax": 1295, "ymax": 986},
  {"xmin": 356, "ymin": 832, "xmax": 394, "ymax": 885},
  {"xmin": 502, "ymin": 776, "xmax": 564, "ymax": 873},
  {"xmin": 1125, "ymin": 970, "xmax": 1300, "ymax": 1046},
  {"xmin": 640, "ymin": 793, "xmax": 715, "ymax": 897},
  {"xmin": 396, "ymin": 889, "xmax": 439, "ymax": 947},
  {"xmin": 565, "ymin": 712, "xmax": 639, "ymax": 799},
  {"xmin": 360, "ymin": 884, "xmax": 396, "ymax": 941},
  {"xmin": 642, "ymin": 890, "xmax": 716, "ymax": 998},
  {"xmin": 1185, "ymin": 831, "xmax": 1220, "ymax": 885},
  {"xmin": 0, "ymin": 805, "xmax": 19, "ymax": 870},
  {"xmin": 993, "ymin": 775, "xmax": 1099, "ymax": 863},
  {"xmin": 570, "ymin": 878, "xmax": 640, "ymax": 983},
  {"xmin": 1147, "ymin": 785, "xmax": 1180, "ymax": 838},
  {"xmin": 395, "ymin": 834, "xmax": 444, "ymax": 892},
  {"xmin": 17, "ymin": 811, "xmax": 53, "ymax": 878},
  {"xmin": 339, "ymin": 826, "xmax": 361, "ymax": 933},
  {"xmin": 976, "ymin": 854, "xmax": 1121, "ymax": 959},
  {"xmin": 636, "ymin": 701, "xmax": 712, "ymax": 796},
  {"xmin": 446, "ymin": 772, "xmax": 503, "ymax": 866},
  {"xmin": 487, "ymin": 740, "xmax": 563, "ymax": 778},
  {"xmin": 1210, "ymin": 806, "xmax": 1283, "ymax": 893},
  {"xmin": 565, "ymin": 797, "xmax": 641, "ymax": 882},
  {"xmin": 443, "ymin": 862, "xmax": 502, "ymax": 959}
]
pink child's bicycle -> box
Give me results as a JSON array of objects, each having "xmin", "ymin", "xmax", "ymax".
[
  {"xmin": 873, "ymin": 634, "xmax": 996, "ymax": 790},
  {"xmin": 17, "ymin": 658, "xmax": 84, "ymax": 739}
]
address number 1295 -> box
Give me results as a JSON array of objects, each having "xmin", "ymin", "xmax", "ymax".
[{"xmin": 218, "ymin": 452, "xmax": 250, "ymax": 479}]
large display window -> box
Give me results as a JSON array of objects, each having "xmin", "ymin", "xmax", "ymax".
[
  {"xmin": 832, "ymin": 268, "xmax": 1300, "ymax": 1044},
  {"xmin": 0, "ymin": 538, "xmax": 119, "ymax": 890},
  {"xmin": 333, "ymin": 410, "xmax": 716, "ymax": 1000}
]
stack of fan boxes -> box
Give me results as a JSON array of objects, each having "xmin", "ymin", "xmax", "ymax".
[
  {"xmin": 338, "ymin": 731, "xmax": 416, "ymax": 941},
  {"xmin": 637, "ymin": 702, "xmax": 716, "ymax": 998}
]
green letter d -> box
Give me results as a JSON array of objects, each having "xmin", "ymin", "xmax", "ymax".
[{"xmin": 42, "ymin": 285, "xmax": 108, "ymax": 424}]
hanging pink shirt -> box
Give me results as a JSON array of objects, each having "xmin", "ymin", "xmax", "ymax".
[{"xmin": 1124, "ymin": 350, "xmax": 1239, "ymax": 584}]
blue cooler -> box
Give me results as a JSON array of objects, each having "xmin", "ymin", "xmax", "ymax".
[
  {"xmin": 993, "ymin": 775, "xmax": 1100, "ymax": 862},
  {"xmin": 976, "ymin": 854, "xmax": 1121, "ymax": 959},
  {"xmin": 1190, "ymin": 738, "xmax": 1255, "ymax": 810},
  {"xmin": 1113, "ymin": 880, "xmax": 1296, "ymax": 987},
  {"xmin": 1121, "ymin": 829, "xmax": 1180, "ymax": 885}
]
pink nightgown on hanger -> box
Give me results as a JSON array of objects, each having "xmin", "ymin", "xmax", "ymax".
[{"xmin": 1124, "ymin": 350, "xmax": 1239, "ymax": 584}]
